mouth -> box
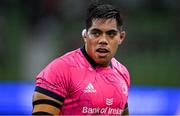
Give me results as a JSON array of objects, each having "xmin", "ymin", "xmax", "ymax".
[{"xmin": 96, "ymin": 48, "xmax": 110, "ymax": 57}]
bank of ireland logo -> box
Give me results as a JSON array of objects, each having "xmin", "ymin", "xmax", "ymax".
[{"xmin": 106, "ymin": 98, "xmax": 113, "ymax": 106}]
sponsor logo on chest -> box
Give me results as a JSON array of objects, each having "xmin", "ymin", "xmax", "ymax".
[{"xmin": 82, "ymin": 98, "xmax": 123, "ymax": 115}]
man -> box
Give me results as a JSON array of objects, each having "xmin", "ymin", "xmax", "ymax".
[{"xmin": 32, "ymin": 2, "xmax": 130, "ymax": 115}]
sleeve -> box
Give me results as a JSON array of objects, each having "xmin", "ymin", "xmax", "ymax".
[
  {"xmin": 121, "ymin": 64, "xmax": 130, "ymax": 89},
  {"xmin": 35, "ymin": 58, "xmax": 70, "ymax": 102},
  {"xmin": 112, "ymin": 58, "xmax": 131, "ymax": 88}
]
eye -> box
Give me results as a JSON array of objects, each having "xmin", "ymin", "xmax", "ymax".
[
  {"xmin": 106, "ymin": 31, "xmax": 117, "ymax": 38},
  {"xmin": 90, "ymin": 31, "xmax": 101, "ymax": 38}
]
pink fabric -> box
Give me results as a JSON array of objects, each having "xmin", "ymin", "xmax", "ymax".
[{"xmin": 36, "ymin": 48, "xmax": 130, "ymax": 115}]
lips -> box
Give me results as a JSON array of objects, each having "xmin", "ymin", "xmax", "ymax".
[
  {"xmin": 96, "ymin": 48, "xmax": 109, "ymax": 53},
  {"xmin": 96, "ymin": 48, "xmax": 110, "ymax": 57}
]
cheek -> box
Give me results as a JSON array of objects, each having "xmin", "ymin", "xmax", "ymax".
[
  {"xmin": 86, "ymin": 40, "xmax": 94, "ymax": 49},
  {"xmin": 86, "ymin": 40, "xmax": 96, "ymax": 55},
  {"xmin": 110, "ymin": 41, "xmax": 119, "ymax": 53}
]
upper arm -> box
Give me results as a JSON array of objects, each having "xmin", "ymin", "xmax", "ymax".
[
  {"xmin": 32, "ymin": 59, "xmax": 69, "ymax": 115},
  {"xmin": 32, "ymin": 86, "xmax": 65, "ymax": 115}
]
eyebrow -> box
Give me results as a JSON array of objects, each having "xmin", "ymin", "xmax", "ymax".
[
  {"xmin": 106, "ymin": 29, "xmax": 118, "ymax": 33},
  {"xmin": 90, "ymin": 28, "xmax": 118, "ymax": 33},
  {"xmin": 90, "ymin": 28, "xmax": 102, "ymax": 32}
]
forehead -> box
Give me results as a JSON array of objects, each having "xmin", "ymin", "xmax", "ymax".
[{"xmin": 89, "ymin": 18, "xmax": 118, "ymax": 31}]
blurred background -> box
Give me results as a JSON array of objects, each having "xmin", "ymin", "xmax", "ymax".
[{"xmin": 0, "ymin": 0, "xmax": 180, "ymax": 115}]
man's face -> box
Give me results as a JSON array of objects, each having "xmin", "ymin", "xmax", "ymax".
[{"xmin": 84, "ymin": 18, "xmax": 126, "ymax": 67}]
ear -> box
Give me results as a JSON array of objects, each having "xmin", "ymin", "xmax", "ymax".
[
  {"xmin": 82, "ymin": 29, "xmax": 87, "ymax": 43},
  {"xmin": 118, "ymin": 31, "xmax": 126, "ymax": 45},
  {"xmin": 82, "ymin": 29, "xmax": 87, "ymax": 38}
]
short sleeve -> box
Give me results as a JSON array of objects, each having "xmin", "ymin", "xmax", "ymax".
[
  {"xmin": 121, "ymin": 65, "xmax": 130, "ymax": 89},
  {"xmin": 112, "ymin": 58, "xmax": 131, "ymax": 88},
  {"xmin": 35, "ymin": 58, "xmax": 70, "ymax": 99}
]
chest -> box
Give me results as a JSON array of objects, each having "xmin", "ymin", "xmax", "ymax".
[{"xmin": 67, "ymin": 68, "xmax": 128, "ymax": 109}]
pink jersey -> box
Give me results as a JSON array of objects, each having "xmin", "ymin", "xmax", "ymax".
[{"xmin": 35, "ymin": 46, "xmax": 130, "ymax": 115}]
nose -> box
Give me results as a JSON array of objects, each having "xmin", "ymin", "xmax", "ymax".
[{"xmin": 98, "ymin": 35, "xmax": 108, "ymax": 45}]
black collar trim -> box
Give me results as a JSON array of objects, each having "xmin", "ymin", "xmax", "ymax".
[{"xmin": 80, "ymin": 46, "xmax": 98, "ymax": 68}]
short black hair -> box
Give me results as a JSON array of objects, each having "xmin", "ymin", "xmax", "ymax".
[{"xmin": 85, "ymin": 2, "xmax": 123, "ymax": 30}]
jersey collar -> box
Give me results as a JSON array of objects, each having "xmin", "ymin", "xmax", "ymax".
[{"xmin": 80, "ymin": 46, "xmax": 98, "ymax": 68}]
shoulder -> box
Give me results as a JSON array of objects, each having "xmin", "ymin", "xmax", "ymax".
[
  {"xmin": 49, "ymin": 48, "xmax": 81, "ymax": 66},
  {"xmin": 35, "ymin": 49, "xmax": 82, "ymax": 92},
  {"xmin": 43, "ymin": 48, "xmax": 85, "ymax": 73},
  {"xmin": 111, "ymin": 58, "xmax": 130, "ymax": 87}
]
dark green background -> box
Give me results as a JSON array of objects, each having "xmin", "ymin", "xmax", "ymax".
[{"xmin": 0, "ymin": 0, "xmax": 179, "ymax": 86}]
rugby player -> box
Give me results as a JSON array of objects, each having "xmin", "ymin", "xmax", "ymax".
[{"xmin": 32, "ymin": 2, "xmax": 130, "ymax": 115}]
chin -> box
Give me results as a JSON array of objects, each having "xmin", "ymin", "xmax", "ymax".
[{"xmin": 96, "ymin": 59, "xmax": 110, "ymax": 66}]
